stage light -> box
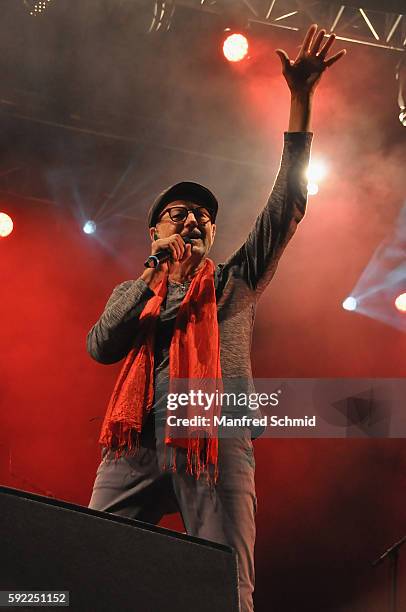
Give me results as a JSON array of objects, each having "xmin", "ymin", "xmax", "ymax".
[
  {"xmin": 396, "ymin": 57, "xmax": 405, "ymax": 127},
  {"xmin": 83, "ymin": 220, "xmax": 96, "ymax": 235},
  {"xmin": 24, "ymin": 0, "xmax": 52, "ymax": 17},
  {"xmin": 395, "ymin": 292, "xmax": 406, "ymax": 313},
  {"xmin": 223, "ymin": 32, "xmax": 249, "ymax": 63},
  {"xmin": 306, "ymin": 160, "xmax": 327, "ymax": 196},
  {"xmin": 0, "ymin": 212, "xmax": 13, "ymax": 238},
  {"xmin": 306, "ymin": 160, "xmax": 327, "ymax": 183},
  {"xmin": 343, "ymin": 296, "xmax": 357, "ymax": 311}
]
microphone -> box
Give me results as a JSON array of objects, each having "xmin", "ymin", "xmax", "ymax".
[{"xmin": 144, "ymin": 236, "xmax": 192, "ymax": 269}]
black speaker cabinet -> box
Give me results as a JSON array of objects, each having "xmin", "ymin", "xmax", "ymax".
[{"xmin": 0, "ymin": 486, "xmax": 240, "ymax": 611}]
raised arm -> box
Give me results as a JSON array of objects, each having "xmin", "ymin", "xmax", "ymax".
[{"xmin": 222, "ymin": 25, "xmax": 346, "ymax": 294}]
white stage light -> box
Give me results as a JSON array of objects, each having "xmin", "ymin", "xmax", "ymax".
[
  {"xmin": 25, "ymin": 0, "xmax": 52, "ymax": 17},
  {"xmin": 83, "ymin": 220, "xmax": 96, "ymax": 235},
  {"xmin": 343, "ymin": 297, "xmax": 357, "ymax": 311},
  {"xmin": 395, "ymin": 292, "xmax": 406, "ymax": 313},
  {"xmin": 0, "ymin": 212, "xmax": 13, "ymax": 237},
  {"xmin": 306, "ymin": 160, "xmax": 327, "ymax": 196},
  {"xmin": 223, "ymin": 33, "xmax": 249, "ymax": 63},
  {"xmin": 306, "ymin": 160, "xmax": 327, "ymax": 183}
]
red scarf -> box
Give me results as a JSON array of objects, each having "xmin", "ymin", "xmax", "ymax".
[{"xmin": 99, "ymin": 258, "xmax": 222, "ymax": 481}]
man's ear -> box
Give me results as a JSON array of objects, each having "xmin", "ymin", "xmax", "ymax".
[
  {"xmin": 211, "ymin": 224, "xmax": 216, "ymax": 241},
  {"xmin": 149, "ymin": 227, "xmax": 158, "ymax": 241}
]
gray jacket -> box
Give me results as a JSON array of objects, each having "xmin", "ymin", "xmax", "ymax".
[{"xmin": 87, "ymin": 132, "xmax": 313, "ymax": 436}]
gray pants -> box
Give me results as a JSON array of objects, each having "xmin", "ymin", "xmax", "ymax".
[{"xmin": 88, "ymin": 414, "xmax": 257, "ymax": 612}]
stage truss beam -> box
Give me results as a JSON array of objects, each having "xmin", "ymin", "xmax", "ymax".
[{"xmin": 174, "ymin": 0, "xmax": 406, "ymax": 53}]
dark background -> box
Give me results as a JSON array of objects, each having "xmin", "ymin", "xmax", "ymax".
[{"xmin": 0, "ymin": 2, "xmax": 405, "ymax": 610}]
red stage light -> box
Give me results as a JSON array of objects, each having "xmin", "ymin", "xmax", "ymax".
[
  {"xmin": 223, "ymin": 33, "xmax": 249, "ymax": 63},
  {"xmin": 394, "ymin": 292, "xmax": 406, "ymax": 313},
  {"xmin": 0, "ymin": 212, "xmax": 13, "ymax": 237}
]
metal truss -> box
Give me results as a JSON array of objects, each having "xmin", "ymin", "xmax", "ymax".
[
  {"xmin": 148, "ymin": 0, "xmax": 176, "ymax": 32},
  {"xmin": 20, "ymin": 0, "xmax": 406, "ymax": 53},
  {"xmin": 176, "ymin": 0, "xmax": 405, "ymax": 53}
]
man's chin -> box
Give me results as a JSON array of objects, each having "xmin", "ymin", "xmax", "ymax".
[
  {"xmin": 190, "ymin": 242, "xmax": 208, "ymax": 259},
  {"xmin": 190, "ymin": 237, "xmax": 204, "ymax": 250}
]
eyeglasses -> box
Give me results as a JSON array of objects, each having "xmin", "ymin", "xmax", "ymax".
[{"xmin": 158, "ymin": 206, "xmax": 212, "ymax": 225}]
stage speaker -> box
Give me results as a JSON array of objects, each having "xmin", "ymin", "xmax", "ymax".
[{"xmin": 0, "ymin": 486, "xmax": 239, "ymax": 611}]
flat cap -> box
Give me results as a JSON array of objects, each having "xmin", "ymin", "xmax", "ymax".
[{"xmin": 147, "ymin": 181, "xmax": 218, "ymax": 227}]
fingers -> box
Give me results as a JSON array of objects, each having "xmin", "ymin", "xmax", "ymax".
[
  {"xmin": 171, "ymin": 238, "xmax": 193, "ymax": 262},
  {"xmin": 298, "ymin": 23, "xmax": 318, "ymax": 57},
  {"xmin": 310, "ymin": 28, "xmax": 326, "ymax": 55},
  {"xmin": 324, "ymin": 48, "xmax": 347, "ymax": 67},
  {"xmin": 180, "ymin": 243, "xmax": 192, "ymax": 262},
  {"xmin": 275, "ymin": 49, "xmax": 291, "ymax": 73},
  {"xmin": 170, "ymin": 234, "xmax": 185, "ymax": 261},
  {"xmin": 169, "ymin": 243, "xmax": 180, "ymax": 261},
  {"xmin": 318, "ymin": 32, "xmax": 336, "ymax": 58},
  {"xmin": 317, "ymin": 32, "xmax": 347, "ymax": 66},
  {"xmin": 152, "ymin": 234, "xmax": 186, "ymax": 261}
]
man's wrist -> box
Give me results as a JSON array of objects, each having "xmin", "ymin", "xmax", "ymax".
[
  {"xmin": 140, "ymin": 266, "xmax": 167, "ymax": 293},
  {"xmin": 290, "ymin": 90, "xmax": 314, "ymax": 103},
  {"xmin": 141, "ymin": 267, "xmax": 158, "ymax": 285},
  {"xmin": 288, "ymin": 91, "xmax": 314, "ymax": 132}
]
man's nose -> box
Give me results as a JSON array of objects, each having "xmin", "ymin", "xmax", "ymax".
[{"xmin": 184, "ymin": 211, "xmax": 199, "ymax": 226}]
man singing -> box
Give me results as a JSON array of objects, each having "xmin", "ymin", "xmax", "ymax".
[{"xmin": 87, "ymin": 25, "xmax": 345, "ymax": 612}]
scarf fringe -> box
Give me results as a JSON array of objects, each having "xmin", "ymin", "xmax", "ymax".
[
  {"xmin": 162, "ymin": 436, "xmax": 218, "ymax": 485},
  {"xmin": 100, "ymin": 421, "xmax": 141, "ymax": 461},
  {"xmin": 102, "ymin": 424, "xmax": 218, "ymax": 484}
]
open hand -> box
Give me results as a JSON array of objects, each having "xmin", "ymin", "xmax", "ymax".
[{"xmin": 276, "ymin": 24, "xmax": 346, "ymax": 96}]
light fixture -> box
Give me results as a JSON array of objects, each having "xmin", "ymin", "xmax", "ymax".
[
  {"xmin": 83, "ymin": 220, "xmax": 96, "ymax": 235},
  {"xmin": 222, "ymin": 30, "xmax": 249, "ymax": 63},
  {"xmin": 306, "ymin": 159, "xmax": 328, "ymax": 196},
  {"xmin": 24, "ymin": 0, "xmax": 52, "ymax": 17},
  {"xmin": 343, "ymin": 297, "xmax": 357, "ymax": 311},
  {"xmin": 0, "ymin": 212, "xmax": 13, "ymax": 238},
  {"xmin": 396, "ymin": 57, "xmax": 406, "ymax": 127},
  {"xmin": 395, "ymin": 292, "xmax": 406, "ymax": 313}
]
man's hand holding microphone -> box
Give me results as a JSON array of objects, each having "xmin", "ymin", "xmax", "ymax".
[{"xmin": 141, "ymin": 233, "xmax": 193, "ymax": 290}]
